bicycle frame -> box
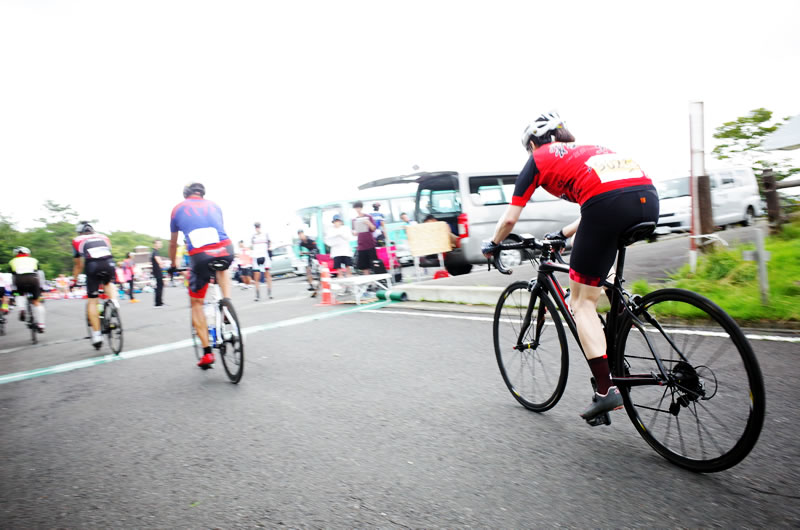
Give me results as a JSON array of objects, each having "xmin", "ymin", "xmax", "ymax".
[{"xmin": 515, "ymin": 245, "xmax": 686, "ymax": 389}]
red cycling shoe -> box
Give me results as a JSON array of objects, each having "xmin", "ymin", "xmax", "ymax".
[{"xmin": 197, "ymin": 352, "xmax": 215, "ymax": 369}]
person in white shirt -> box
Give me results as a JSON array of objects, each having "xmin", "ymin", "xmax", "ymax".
[
  {"xmin": 251, "ymin": 222, "xmax": 273, "ymax": 300},
  {"xmin": 325, "ymin": 214, "xmax": 353, "ymax": 278}
]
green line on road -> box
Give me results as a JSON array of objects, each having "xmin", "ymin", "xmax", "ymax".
[{"xmin": 0, "ymin": 300, "xmax": 393, "ymax": 386}]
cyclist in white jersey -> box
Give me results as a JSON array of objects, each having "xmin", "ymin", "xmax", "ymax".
[{"xmin": 251, "ymin": 222, "xmax": 273, "ymax": 300}]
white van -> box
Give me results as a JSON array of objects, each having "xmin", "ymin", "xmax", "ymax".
[
  {"xmin": 655, "ymin": 167, "xmax": 762, "ymax": 235},
  {"xmin": 359, "ymin": 171, "xmax": 580, "ymax": 275}
]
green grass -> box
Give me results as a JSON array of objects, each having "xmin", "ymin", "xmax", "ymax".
[{"xmin": 631, "ymin": 220, "xmax": 800, "ymax": 325}]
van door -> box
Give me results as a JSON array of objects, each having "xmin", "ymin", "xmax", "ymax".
[
  {"xmin": 711, "ymin": 170, "xmax": 737, "ymax": 225},
  {"xmin": 415, "ymin": 174, "xmax": 462, "ymax": 233}
]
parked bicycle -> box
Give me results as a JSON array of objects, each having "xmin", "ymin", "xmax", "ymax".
[
  {"xmin": 488, "ymin": 222, "xmax": 765, "ymax": 472},
  {"xmin": 190, "ymin": 277, "xmax": 244, "ymax": 383},
  {"xmin": 85, "ymin": 292, "xmax": 123, "ymax": 354}
]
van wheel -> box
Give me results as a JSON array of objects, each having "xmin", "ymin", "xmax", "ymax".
[
  {"xmin": 741, "ymin": 207, "xmax": 755, "ymax": 227},
  {"xmin": 445, "ymin": 263, "xmax": 473, "ymax": 276}
]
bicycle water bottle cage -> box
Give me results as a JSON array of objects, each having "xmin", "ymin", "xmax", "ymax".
[
  {"xmin": 207, "ymin": 259, "xmax": 230, "ymax": 272},
  {"xmin": 619, "ymin": 222, "xmax": 655, "ymax": 248}
]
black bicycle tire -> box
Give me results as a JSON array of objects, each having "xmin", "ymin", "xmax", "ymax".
[
  {"xmin": 613, "ymin": 288, "xmax": 766, "ymax": 473},
  {"xmin": 28, "ymin": 300, "xmax": 37, "ymax": 344},
  {"xmin": 218, "ymin": 298, "xmax": 244, "ymax": 384},
  {"xmin": 494, "ymin": 281, "xmax": 569, "ymax": 412},
  {"xmin": 105, "ymin": 302, "xmax": 123, "ymax": 354}
]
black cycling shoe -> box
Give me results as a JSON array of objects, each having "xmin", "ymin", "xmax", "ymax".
[
  {"xmin": 307, "ymin": 285, "xmax": 316, "ymax": 291},
  {"xmin": 580, "ymin": 386, "xmax": 623, "ymax": 421}
]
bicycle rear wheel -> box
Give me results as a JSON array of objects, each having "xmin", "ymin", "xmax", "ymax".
[
  {"xmin": 613, "ymin": 288, "xmax": 765, "ymax": 472},
  {"xmin": 494, "ymin": 281, "xmax": 568, "ymax": 412},
  {"xmin": 28, "ymin": 300, "xmax": 37, "ymax": 344},
  {"xmin": 104, "ymin": 302, "xmax": 123, "ymax": 354},
  {"xmin": 218, "ymin": 298, "xmax": 244, "ymax": 383}
]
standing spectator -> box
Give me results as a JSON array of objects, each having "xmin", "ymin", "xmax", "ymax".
[
  {"xmin": 352, "ymin": 201, "xmax": 377, "ymax": 274},
  {"xmin": 122, "ymin": 252, "xmax": 138, "ymax": 303},
  {"xmin": 297, "ymin": 229, "xmax": 319, "ymax": 291},
  {"xmin": 325, "ymin": 214, "xmax": 353, "ymax": 278},
  {"xmin": 56, "ymin": 273, "xmax": 70, "ymax": 299},
  {"xmin": 151, "ymin": 239, "xmax": 165, "ymax": 307},
  {"xmin": 251, "ymin": 222, "xmax": 273, "ymax": 300},
  {"xmin": 371, "ymin": 202, "xmax": 386, "ymax": 246},
  {"xmin": 237, "ymin": 240, "xmax": 253, "ymax": 289}
]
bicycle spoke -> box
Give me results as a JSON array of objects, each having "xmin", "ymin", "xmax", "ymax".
[{"xmin": 687, "ymin": 402, "xmax": 729, "ymax": 456}]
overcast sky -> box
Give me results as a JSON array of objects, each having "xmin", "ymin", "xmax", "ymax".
[{"xmin": 1, "ymin": 0, "xmax": 798, "ymax": 244}]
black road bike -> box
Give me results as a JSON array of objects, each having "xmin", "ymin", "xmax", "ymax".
[
  {"xmin": 189, "ymin": 261, "xmax": 244, "ymax": 383},
  {"xmin": 85, "ymin": 295, "xmax": 123, "ymax": 354},
  {"xmin": 489, "ymin": 222, "xmax": 765, "ymax": 472}
]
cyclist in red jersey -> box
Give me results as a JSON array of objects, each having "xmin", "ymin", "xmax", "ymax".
[
  {"xmin": 168, "ymin": 182, "xmax": 234, "ymax": 369},
  {"xmin": 72, "ymin": 222, "xmax": 119, "ymax": 349},
  {"xmin": 483, "ymin": 112, "xmax": 659, "ymax": 421}
]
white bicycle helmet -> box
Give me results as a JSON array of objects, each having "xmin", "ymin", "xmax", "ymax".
[
  {"xmin": 13, "ymin": 246, "xmax": 30, "ymax": 255},
  {"xmin": 521, "ymin": 111, "xmax": 565, "ymax": 149}
]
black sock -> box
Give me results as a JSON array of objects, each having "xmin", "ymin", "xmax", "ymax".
[
  {"xmin": 203, "ymin": 346, "xmax": 212, "ymax": 355},
  {"xmin": 588, "ymin": 355, "xmax": 612, "ymax": 394}
]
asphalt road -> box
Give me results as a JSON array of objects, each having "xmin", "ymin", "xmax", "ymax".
[{"xmin": 1, "ymin": 275, "xmax": 799, "ymax": 527}]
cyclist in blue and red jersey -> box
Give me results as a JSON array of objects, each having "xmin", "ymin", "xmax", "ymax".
[
  {"xmin": 169, "ymin": 182, "xmax": 233, "ymax": 369},
  {"xmin": 72, "ymin": 222, "xmax": 118, "ymax": 349},
  {"xmin": 482, "ymin": 112, "xmax": 659, "ymax": 421}
]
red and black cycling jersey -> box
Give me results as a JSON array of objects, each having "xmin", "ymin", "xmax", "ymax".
[
  {"xmin": 72, "ymin": 233, "xmax": 113, "ymax": 261},
  {"xmin": 512, "ymin": 143, "xmax": 653, "ymax": 206}
]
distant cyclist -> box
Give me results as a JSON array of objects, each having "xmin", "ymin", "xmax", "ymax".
[
  {"xmin": 169, "ymin": 182, "xmax": 233, "ymax": 369},
  {"xmin": 9, "ymin": 247, "xmax": 46, "ymax": 333},
  {"xmin": 482, "ymin": 111, "xmax": 659, "ymax": 421},
  {"xmin": 251, "ymin": 222, "xmax": 273, "ymax": 300},
  {"xmin": 72, "ymin": 222, "xmax": 118, "ymax": 348}
]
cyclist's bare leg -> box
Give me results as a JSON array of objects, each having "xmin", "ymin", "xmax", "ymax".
[
  {"xmin": 103, "ymin": 282, "xmax": 119, "ymax": 302},
  {"xmin": 265, "ymin": 270, "xmax": 273, "ymax": 296},
  {"xmin": 569, "ymin": 280, "xmax": 605, "ymax": 360},
  {"xmin": 253, "ymin": 270, "xmax": 261, "ymax": 298},
  {"xmin": 215, "ymin": 269, "xmax": 232, "ymax": 299},
  {"xmin": 88, "ymin": 299, "xmax": 101, "ymax": 332},
  {"xmin": 191, "ymin": 297, "xmax": 210, "ymax": 348}
]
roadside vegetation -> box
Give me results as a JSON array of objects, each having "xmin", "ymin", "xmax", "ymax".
[
  {"xmin": 1, "ymin": 201, "xmax": 160, "ymax": 279},
  {"xmin": 632, "ymin": 219, "xmax": 800, "ymax": 325}
]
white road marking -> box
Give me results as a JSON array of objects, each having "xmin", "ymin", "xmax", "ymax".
[{"xmin": 364, "ymin": 309, "xmax": 800, "ymax": 343}]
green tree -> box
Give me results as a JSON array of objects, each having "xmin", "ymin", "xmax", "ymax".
[
  {"xmin": 712, "ymin": 108, "xmax": 800, "ymax": 182},
  {"xmin": 0, "ymin": 215, "xmax": 22, "ymax": 272},
  {"xmin": 108, "ymin": 231, "xmax": 160, "ymax": 261}
]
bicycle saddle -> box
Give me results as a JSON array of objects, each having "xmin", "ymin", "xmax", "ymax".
[
  {"xmin": 619, "ymin": 222, "xmax": 656, "ymax": 247},
  {"xmin": 206, "ymin": 258, "xmax": 230, "ymax": 272}
]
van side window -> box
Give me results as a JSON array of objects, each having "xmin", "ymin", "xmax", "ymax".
[
  {"xmin": 469, "ymin": 176, "xmax": 514, "ymax": 205},
  {"xmin": 720, "ymin": 171, "xmax": 735, "ymax": 187},
  {"xmin": 468, "ymin": 175, "xmax": 559, "ymax": 205}
]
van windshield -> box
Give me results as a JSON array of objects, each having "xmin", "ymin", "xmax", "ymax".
[{"xmin": 657, "ymin": 177, "xmax": 690, "ymax": 199}]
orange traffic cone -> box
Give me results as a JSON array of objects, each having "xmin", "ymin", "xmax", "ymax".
[{"xmin": 315, "ymin": 262, "xmax": 339, "ymax": 306}]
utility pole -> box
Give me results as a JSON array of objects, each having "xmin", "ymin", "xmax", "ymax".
[{"xmin": 689, "ymin": 102, "xmax": 715, "ymax": 270}]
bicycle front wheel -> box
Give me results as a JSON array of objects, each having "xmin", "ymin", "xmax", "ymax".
[
  {"xmin": 218, "ymin": 298, "xmax": 244, "ymax": 383},
  {"xmin": 614, "ymin": 288, "xmax": 765, "ymax": 472},
  {"xmin": 105, "ymin": 302, "xmax": 123, "ymax": 354},
  {"xmin": 494, "ymin": 281, "xmax": 568, "ymax": 412}
]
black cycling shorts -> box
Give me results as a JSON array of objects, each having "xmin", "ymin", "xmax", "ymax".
[
  {"xmin": 188, "ymin": 243, "xmax": 234, "ymax": 299},
  {"xmin": 85, "ymin": 259, "xmax": 116, "ymax": 298},
  {"xmin": 570, "ymin": 185, "xmax": 659, "ymax": 287},
  {"xmin": 14, "ymin": 273, "xmax": 41, "ymax": 300},
  {"xmin": 356, "ymin": 247, "xmax": 377, "ymax": 271},
  {"xmin": 333, "ymin": 256, "xmax": 353, "ymax": 269}
]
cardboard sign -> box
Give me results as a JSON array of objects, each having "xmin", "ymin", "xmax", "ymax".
[{"xmin": 406, "ymin": 222, "xmax": 452, "ymax": 257}]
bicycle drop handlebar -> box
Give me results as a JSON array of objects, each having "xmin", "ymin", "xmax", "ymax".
[{"xmin": 490, "ymin": 234, "xmax": 567, "ymax": 275}]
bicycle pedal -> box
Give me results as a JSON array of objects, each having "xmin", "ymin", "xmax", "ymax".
[{"xmin": 585, "ymin": 412, "xmax": 612, "ymax": 427}]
